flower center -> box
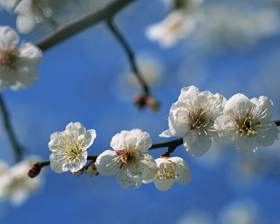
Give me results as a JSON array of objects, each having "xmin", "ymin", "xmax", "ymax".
[
  {"xmin": 236, "ymin": 117, "xmax": 258, "ymax": 136},
  {"xmin": 189, "ymin": 109, "xmax": 211, "ymax": 133},
  {"xmin": 53, "ymin": 133, "xmax": 83, "ymax": 166},
  {"xmin": 0, "ymin": 48, "xmax": 19, "ymax": 69},
  {"xmin": 115, "ymin": 148, "xmax": 141, "ymax": 169},
  {"xmin": 156, "ymin": 162, "xmax": 179, "ymax": 180}
]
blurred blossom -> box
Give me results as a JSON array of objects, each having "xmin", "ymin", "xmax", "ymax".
[
  {"xmin": 191, "ymin": 3, "xmax": 279, "ymax": 49},
  {"xmin": 218, "ymin": 199, "xmax": 263, "ymax": 224},
  {"xmin": 146, "ymin": 10, "xmax": 197, "ymax": 48},
  {"xmin": 116, "ymin": 53, "xmax": 164, "ymax": 100},
  {"xmin": 0, "ymin": 157, "xmax": 43, "ymax": 205},
  {"xmin": 0, "ymin": 26, "xmax": 42, "ymax": 91},
  {"xmin": 127, "ymin": 54, "xmax": 164, "ymax": 88},
  {"xmin": 179, "ymin": 209, "xmax": 212, "ymax": 224},
  {"xmin": 0, "ymin": 0, "xmax": 18, "ymax": 10},
  {"xmin": 228, "ymin": 140, "xmax": 280, "ymax": 190},
  {"xmin": 14, "ymin": 0, "xmax": 66, "ymax": 33}
]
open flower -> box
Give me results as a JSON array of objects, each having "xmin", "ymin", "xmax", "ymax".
[
  {"xmin": 160, "ymin": 86, "xmax": 226, "ymax": 156},
  {"xmin": 14, "ymin": 0, "xmax": 64, "ymax": 33},
  {"xmin": 154, "ymin": 156, "xmax": 191, "ymax": 191},
  {"xmin": 0, "ymin": 26, "xmax": 42, "ymax": 91},
  {"xmin": 146, "ymin": 10, "xmax": 196, "ymax": 48},
  {"xmin": 216, "ymin": 94, "xmax": 279, "ymax": 153},
  {"xmin": 95, "ymin": 129, "xmax": 158, "ymax": 189},
  {"xmin": 0, "ymin": 157, "xmax": 42, "ymax": 205},
  {"xmin": 48, "ymin": 122, "xmax": 96, "ymax": 173}
]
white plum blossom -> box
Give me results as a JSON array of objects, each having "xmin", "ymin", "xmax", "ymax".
[
  {"xmin": 0, "ymin": 157, "xmax": 43, "ymax": 205},
  {"xmin": 153, "ymin": 156, "xmax": 191, "ymax": 191},
  {"xmin": 95, "ymin": 129, "xmax": 158, "ymax": 189},
  {"xmin": 0, "ymin": 0, "xmax": 19, "ymax": 9},
  {"xmin": 160, "ymin": 86, "xmax": 226, "ymax": 157},
  {"xmin": 48, "ymin": 122, "xmax": 96, "ymax": 173},
  {"xmin": 14, "ymin": 0, "xmax": 64, "ymax": 33},
  {"xmin": 146, "ymin": 10, "xmax": 196, "ymax": 48},
  {"xmin": 146, "ymin": 0, "xmax": 203, "ymax": 48},
  {"xmin": 0, "ymin": 26, "xmax": 42, "ymax": 91},
  {"xmin": 215, "ymin": 94, "xmax": 279, "ymax": 153}
]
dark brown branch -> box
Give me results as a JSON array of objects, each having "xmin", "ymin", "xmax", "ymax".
[
  {"xmin": 0, "ymin": 94, "xmax": 24, "ymax": 163},
  {"xmin": 35, "ymin": 0, "xmax": 135, "ymax": 51},
  {"xmin": 106, "ymin": 19, "xmax": 150, "ymax": 95}
]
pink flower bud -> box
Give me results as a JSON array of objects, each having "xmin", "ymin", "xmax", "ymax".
[{"xmin": 27, "ymin": 163, "xmax": 41, "ymax": 178}]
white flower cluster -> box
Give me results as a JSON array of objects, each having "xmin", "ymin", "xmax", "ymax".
[
  {"xmin": 46, "ymin": 86, "xmax": 278, "ymax": 191},
  {"xmin": 0, "ymin": 157, "xmax": 43, "ymax": 205},
  {"xmin": 48, "ymin": 123, "xmax": 191, "ymax": 191},
  {"xmin": 146, "ymin": 0, "xmax": 203, "ymax": 47},
  {"xmin": 0, "ymin": 26, "xmax": 42, "ymax": 92},
  {"xmin": 161, "ymin": 85, "xmax": 279, "ymax": 155}
]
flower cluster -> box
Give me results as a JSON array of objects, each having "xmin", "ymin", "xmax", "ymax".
[
  {"xmin": 45, "ymin": 89, "xmax": 279, "ymax": 190},
  {"xmin": 161, "ymin": 86, "xmax": 279, "ymax": 155},
  {"xmin": 0, "ymin": 26, "xmax": 42, "ymax": 91},
  {"xmin": 48, "ymin": 123, "xmax": 191, "ymax": 191},
  {"xmin": 0, "ymin": 157, "xmax": 43, "ymax": 205}
]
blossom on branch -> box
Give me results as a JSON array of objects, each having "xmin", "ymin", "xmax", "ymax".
[
  {"xmin": 95, "ymin": 129, "xmax": 158, "ymax": 189},
  {"xmin": 153, "ymin": 156, "xmax": 191, "ymax": 191},
  {"xmin": 215, "ymin": 94, "xmax": 279, "ymax": 153},
  {"xmin": 146, "ymin": 10, "xmax": 196, "ymax": 48},
  {"xmin": 160, "ymin": 85, "xmax": 226, "ymax": 156},
  {"xmin": 48, "ymin": 122, "xmax": 96, "ymax": 173},
  {"xmin": 14, "ymin": 0, "xmax": 64, "ymax": 33},
  {"xmin": 0, "ymin": 26, "xmax": 42, "ymax": 91}
]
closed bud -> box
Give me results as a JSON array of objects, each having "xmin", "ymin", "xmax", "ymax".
[
  {"xmin": 27, "ymin": 163, "xmax": 41, "ymax": 178},
  {"xmin": 145, "ymin": 96, "xmax": 160, "ymax": 112},
  {"xmin": 71, "ymin": 167, "xmax": 84, "ymax": 176},
  {"xmin": 133, "ymin": 94, "xmax": 146, "ymax": 109},
  {"xmin": 85, "ymin": 161, "xmax": 98, "ymax": 177}
]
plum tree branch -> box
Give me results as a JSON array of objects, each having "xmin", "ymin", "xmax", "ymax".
[
  {"xmin": 0, "ymin": 94, "xmax": 24, "ymax": 163},
  {"xmin": 106, "ymin": 19, "xmax": 150, "ymax": 95},
  {"xmin": 35, "ymin": 0, "xmax": 135, "ymax": 51}
]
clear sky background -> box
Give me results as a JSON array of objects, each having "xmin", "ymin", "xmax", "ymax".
[{"xmin": 0, "ymin": 0, "xmax": 280, "ymax": 223}]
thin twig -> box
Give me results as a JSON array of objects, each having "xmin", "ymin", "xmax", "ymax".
[
  {"xmin": 106, "ymin": 19, "xmax": 150, "ymax": 95},
  {"xmin": 0, "ymin": 94, "xmax": 24, "ymax": 163},
  {"xmin": 35, "ymin": 0, "xmax": 135, "ymax": 51}
]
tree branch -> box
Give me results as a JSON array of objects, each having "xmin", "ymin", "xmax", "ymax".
[
  {"xmin": 0, "ymin": 94, "xmax": 24, "ymax": 163},
  {"xmin": 106, "ymin": 19, "xmax": 150, "ymax": 95},
  {"xmin": 35, "ymin": 0, "xmax": 135, "ymax": 51}
]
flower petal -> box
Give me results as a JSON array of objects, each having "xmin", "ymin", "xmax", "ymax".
[
  {"xmin": 49, "ymin": 153, "xmax": 65, "ymax": 173},
  {"xmin": 0, "ymin": 26, "xmax": 19, "ymax": 48},
  {"xmin": 82, "ymin": 129, "xmax": 96, "ymax": 149},
  {"xmin": 184, "ymin": 131, "xmax": 212, "ymax": 157},
  {"xmin": 234, "ymin": 134, "xmax": 259, "ymax": 154},
  {"xmin": 19, "ymin": 43, "xmax": 42, "ymax": 64},
  {"xmin": 16, "ymin": 15, "xmax": 35, "ymax": 34},
  {"xmin": 139, "ymin": 154, "xmax": 158, "ymax": 182},
  {"xmin": 257, "ymin": 121, "xmax": 279, "ymax": 146},
  {"xmin": 169, "ymin": 157, "xmax": 191, "ymax": 185},
  {"xmin": 178, "ymin": 85, "xmax": 199, "ymax": 102},
  {"xmin": 95, "ymin": 150, "xmax": 118, "ymax": 176},
  {"xmin": 225, "ymin": 93, "xmax": 252, "ymax": 117}
]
